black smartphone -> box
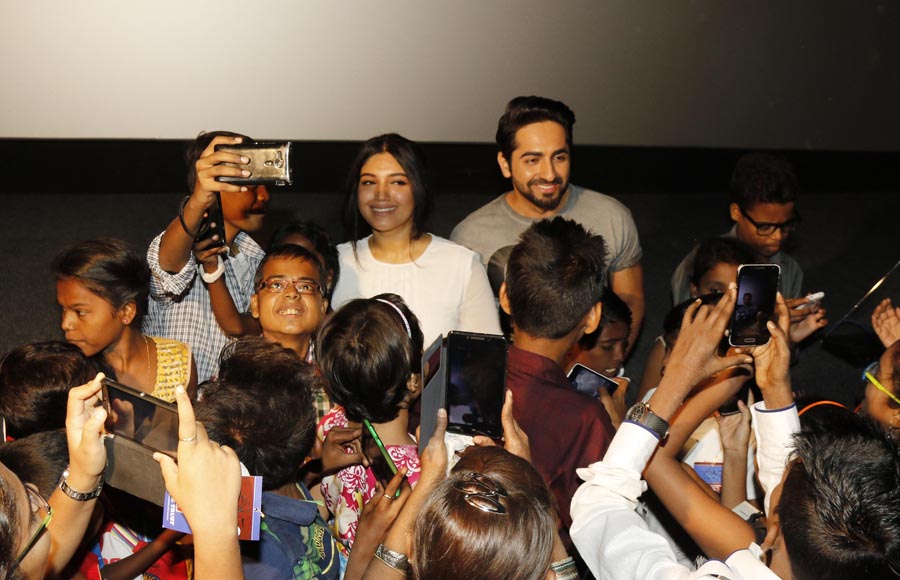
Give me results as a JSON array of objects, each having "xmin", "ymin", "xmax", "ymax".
[
  {"xmin": 718, "ymin": 382, "xmax": 751, "ymax": 416},
  {"xmin": 567, "ymin": 363, "xmax": 619, "ymax": 397},
  {"xmin": 194, "ymin": 192, "xmax": 227, "ymax": 249},
  {"xmin": 728, "ymin": 264, "xmax": 781, "ymax": 347},
  {"xmin": 214, "ymin": 141, "xmax": 292, "ymax": 186},
  {"xmin": 101, "ymin": 378, "xmax": 179, "ymax": 456},
  {"xmin": 361, "ymin": 419, "xmax": 400, "ymax": 498},
  {"xmin": 446, "ymin": 331, "xmax": 507, "ymax": 438}
]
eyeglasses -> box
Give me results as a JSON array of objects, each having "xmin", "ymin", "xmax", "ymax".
[
  {"xmin": 452, "ymin": 472, "xmax": 508, "ymax": 515},
  {"xmin": 257, "ymin": 277, "xmax": 322, "ymax": 296},
  {"xmin": 738, "ymin": 206, "xmax": 801, "ymax": 237},
  {"xmin": 863, "ymin": 361, "xmax": 900, "ymax": 407},
  {"xmin": 14, "ymin": 484, "xmax": 53, "ymax": 566}
]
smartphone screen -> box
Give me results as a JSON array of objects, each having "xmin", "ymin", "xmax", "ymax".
[
  {"xmin": 361, "ymin": 419, "xmax": 400, "ymax": 496},
  {"xmin": 101, "ymin": 378, "xmax": 179, "ymax": 456},
  {"xmin": 729, "ymin": 264, "xmax": 781, "ymax": 346},
  {"xmin": 567, "ymin": 363, "xmax": 619, "ymax": 397},
  {"xmin": 446, "ymin": 332, "xmax": 507, "ymax": 438}
]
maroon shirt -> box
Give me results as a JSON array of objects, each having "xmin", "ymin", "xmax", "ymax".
[{"xmin": 507, "ymin": 345, "xmax": 614, "ymax": 547}]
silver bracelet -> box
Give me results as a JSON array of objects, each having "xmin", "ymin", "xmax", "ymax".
[
  {"xmin": 374, "ymin": 544, "xmax": 409, "ymax": 576},
  {"xmin": 58, "ymin": 467, "xmax": 104, "ymax": 501},
  {"xmin": 550, "ymin": 556, "xmax": 578, "ymax": 580}
]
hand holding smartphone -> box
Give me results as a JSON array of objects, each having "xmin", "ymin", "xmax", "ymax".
[
  {"xmin": 567, "ymin": 363, "xmax": 619, "ymax": 397},
  {"xmin": 361, "ymin": 419, "xmax": 401, "ymax": 498},
  {"xmin": 728, "ymin": 264, "xmax": 781, "ymax": 347}
]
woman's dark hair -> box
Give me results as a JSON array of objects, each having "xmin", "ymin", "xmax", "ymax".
[
  {"xmin": 185, "ymin": 130, "xmax": 252, "ymax": 191},
  {"xmin": 689, "ymin": 237, "xmax": 755, "ymax": 289},
  {"xmin": 0, "ymin": 341, "xmax": 98, "ymax": 439},
  {"xmin": 267, "ymin": 221, "xmax": 340, "ymax": 296},
  {"xmin": 53, "ymin": 238, "xmax": 151, "ymax": 321},
  {"xmin": 316, "ymin": 294, "xmax": 423, "ymax": 423},
  {"xmin": 412, "ymin": 446, "xmax": 556, "ymax": 580},
  {"xmin": 342, "ymin": 133, "xmax": 432, "ymax": 246}
]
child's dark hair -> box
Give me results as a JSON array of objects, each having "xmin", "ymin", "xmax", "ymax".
[
  {"xmin": 196, "ymin": 337, "xmax": 318, "ymax": 490},
  {"xmin": 253, "ymin": 244, "xmax": 326, "ymax": 293},
  {"xmin": 663, "ymin": 293, "xmax": 724, "ymax": 336},
  {"xmin": 268, "ymin": 220, "xmax": 340, "ymax": 296},
  {"xmin": 0, "ymin": 430, "xmax": 69, "ymax": 498},
  {"xmin": 342, "ymin": 133, "xmax": 432, "ymax": 246},
  {"xmin": 579, "ymin": 288, "xmax": 632, "ymax": 350},
  {"xmin": 185, "ymin": 130, "xmax": 252, "ymax": 191},
  {"xmin": 0, "ymin": 341, "xmax": 98, "ymax": 438},
  {"xmin": 316, "ymin": 294, "xmax": 424, "ymax": 423},
  {"xmin": 505, "ymin": 217, "xmax": 607, "ymax": 339},
  {"xmin": 689, "ymin": 237, "xmax": 755, "ymax": 289},
  {"xmin": 730, "ymin": 152, "xmax": 799, "ymax": 208},
  {"xmin": 53, "ymin": 238, "xmax": 151, "ymax": 321}
]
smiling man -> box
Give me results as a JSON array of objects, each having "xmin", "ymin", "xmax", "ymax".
[{"xmin": 451, "ymin": 96, "xmax": 644, "ymax": 350}]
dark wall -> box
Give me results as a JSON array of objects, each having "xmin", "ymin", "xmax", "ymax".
[{"xmin": 2, "ymin": 140, "xmax": 898, "ymax": 407}]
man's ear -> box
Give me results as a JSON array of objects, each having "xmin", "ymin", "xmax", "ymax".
[
  {"xmin": 582, "ymin": 302, "xmax": 603, "ymax": 336},
  {"xmin": 689, "ymin": 283, "xmax": 699, "ymax": 298},
  {"xmin": 320, "ymin": 297, "xmax": 329, "ymax": 316},
  {"xmin": 889, "ymin": 407, "xmax": 900, "ymax": 431},
  {"xmin": 497, "ymin": 151, "xmax": 512, "ymax": 179},
  {"xmin": 250, "ymin": 294, "xmax": 260, "ymax": 319},
  {"xmin": 729, "ymin": 202, "xmax": 742, "ymax": 222},
  {"xmin": 119, "ymin": 302, "xmax": 137, "ymax": 325},
  {"xmin": 499, "ymin": 282, "xmax": 511, "ymax": 315}
]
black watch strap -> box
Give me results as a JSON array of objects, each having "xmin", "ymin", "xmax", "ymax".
[{"xmin": 625, "ymin": 402, "xmax": 670, "ymax": 439}]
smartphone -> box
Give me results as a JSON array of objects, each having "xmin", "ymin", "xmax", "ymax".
[
  {"xmin": 718, "ymin": 382, "xmax": 751, "ymax": 416},
  {"xmin": 100, "ymin": 378, "xmax": 179, "ymax": 505},
  {"xmin": 194, "ymin": 192, "xmax": 227, "ymax": 249},
  {"xmin": 214, "ymin": 141, "xmax": 292, "ymax": 186},
  {"xmin": 101, "ymin": 378, "xmax": 179, "ymax": 455},
  {"xmin": 728, "ymin": 264, "xmax": 781, "ymax": 347},
  {"xmin": 446, "ymin": 331, "xmax": 507, "ymax": 438},
  {"xmin": 418, "ymin": 335, "xmax": 446, "ymax": 455},
  {"xmin": 361, "ymin": 419, "xmax": 400, "ymax": 498},
  {"xmin": 567, "ymin": 363, "xmax": 619, "ymax": 397}
]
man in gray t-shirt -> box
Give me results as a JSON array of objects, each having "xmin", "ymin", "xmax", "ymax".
[{"xmin": 451, "ymin": 96, "xmax": 645, "ymax": 349}]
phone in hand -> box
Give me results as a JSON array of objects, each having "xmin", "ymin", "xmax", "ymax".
[
  {"xmin": 214, "ymin": 141, "xmax": 292, "ymax": 186},
  {"xmin": 728, "ymin": 264, "xmax": 781, "ymax": 347},
  {"xmin": 446, "ymin": 331, "xmax": 507, "ymax": 438},
  {"xmin": 194, "ymin": 192, "xmax": 227, "ymax": 249},
  {"xmin": 567, "ymin": 363, "xmax": 619, "ymax": 397},
  {"xmin": 361, "ymin": 419, "xmax": 401, "ymax": 498}
]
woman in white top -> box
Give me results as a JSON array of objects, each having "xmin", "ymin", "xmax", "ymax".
[{"xmin": 331, "ymin": 133, "xmax": 501, "ymax": 345}]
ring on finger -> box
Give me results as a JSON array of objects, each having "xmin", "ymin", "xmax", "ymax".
[
  {"xmin": 179, "ymin": 434, "xmax": 198, "ymax": 443},
  {"xmin": 383, "ymin": 494, "xmax": 394, "ymax": 500}
]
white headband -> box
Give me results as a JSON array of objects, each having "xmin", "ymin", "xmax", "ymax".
[{"xmin": 376, "ymin": 299, "xmax": 412, "ymax": 339}]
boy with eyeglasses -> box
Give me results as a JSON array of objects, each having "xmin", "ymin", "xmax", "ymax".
[{"xmin": 671, "ymin": 153, "xmax": 806, "ymax": 305}]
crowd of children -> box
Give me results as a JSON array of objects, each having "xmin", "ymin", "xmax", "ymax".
[{"xmin": 1, "ymin": 94, "xmax": 898, "ymax": 580}]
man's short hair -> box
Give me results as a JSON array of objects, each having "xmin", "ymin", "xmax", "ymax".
[
  {"xmin": 779, "ymin": 411, "xmax": 900, "ymax": 579},
  {"xmin": 505, "ymin": 217, "xmax": 607, "ymax": 340},
  {"xmin": 730, "ymin": 152, "xmax": 799, "ymax": 208},
  {"xmin": 496, "ymin": 96, "xmax": 576, "ymax": 162},
  {"xmin": 0, "ymin": 341, "xmax": 98, "ymax": 438},
  {"xmin": 196, "ymin": 337, "xmax": 318, "ymax": 490},
  {"xmin": 267, "ymin": 221, "xmax": 340, "ymax": 297}
]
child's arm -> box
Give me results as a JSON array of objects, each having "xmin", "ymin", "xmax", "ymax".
[
  {"xmin": 717, "ymin": 397, "xmax": 753, "ymax": 509},
  {"xmin": 194, "ymin": 239, "xmax": 261, "ymax": 337},
  {"xmin": 99, "ymin": 529, "xmax": 185, "ymax": 580},
  {"xmin": 158, "ymin": 135, "xmax": 248, "ymax": 274}
]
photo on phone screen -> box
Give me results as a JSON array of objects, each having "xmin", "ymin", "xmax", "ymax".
[
  {"xmin": 361, "ymin": 419, "xmax": 400, "ymax": 497},
  {"xmin": 101, "ymin": 378, "xmax": 179, "ymax": 456},
  {"xmin": 567, "ymin": 363, "xmax": 618, "ymax": 397},
  {"xmin": 728, "ymin": 264, "xmax": 781, "ymax": 347},
  {"xmin": 446, "ymin": 331, "xmax": 507, "ymax": 438}
]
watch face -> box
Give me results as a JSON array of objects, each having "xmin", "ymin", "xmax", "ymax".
[{"xmin": 627, "ymin": 403, "xmax": 647, "ymax": 423}]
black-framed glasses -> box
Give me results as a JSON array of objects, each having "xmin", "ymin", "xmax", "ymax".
[
  {"xmin": 452, "ymin": 472, "xmax": 509, "ymax": 515},
  {"xmin": 257, "ymin": 277, "xmax": 323, "ymax": 296},
  {"xmin": 14, "ymin": 484, "xmax": 53, "ymax": 566},
  {"xmin": 738, "ymin": 206, "xmax": 801, "ymax": 237}
]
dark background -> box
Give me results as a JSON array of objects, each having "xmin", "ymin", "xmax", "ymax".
[{"xmin": 2, "ymin": 139, "xmax": 898, "ymax": 407}]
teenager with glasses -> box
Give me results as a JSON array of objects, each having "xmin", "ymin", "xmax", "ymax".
[{"xmin": 859, "ymin": 340, "xmax": 900, "ymax": 439}]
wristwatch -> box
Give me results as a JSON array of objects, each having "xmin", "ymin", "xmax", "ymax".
[
  {"xmin": 625, "ymin": 402, "xmax": 670, "ymax": 440},
  {"xmin": 58, "ymin": 468, "xmax": 104, "ymax": 501}
]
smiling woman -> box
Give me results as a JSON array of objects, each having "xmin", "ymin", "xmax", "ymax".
[{"xmin": 332, "ymin": 134, "xmax": 501, "ymax": 345}]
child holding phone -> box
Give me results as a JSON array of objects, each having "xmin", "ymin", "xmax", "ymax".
[
  {"xmin": 54, "ymin": 239, "xmax": 197, "ymax": 401},
  {"xmin": 315, "ymin": 293, "xmax": 424, "ymax": 547}
]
